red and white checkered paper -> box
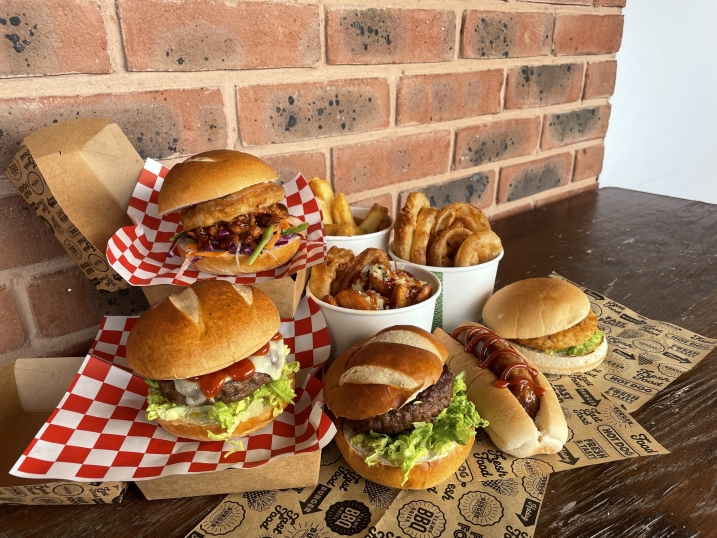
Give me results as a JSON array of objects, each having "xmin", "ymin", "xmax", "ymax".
[
  {"xmin": 11, "ymin": 296, "xmax": 335, "ymax": 482},
  {"xmin": 106, "ymin": 159, "xmax": 327, "ymax": 286}
]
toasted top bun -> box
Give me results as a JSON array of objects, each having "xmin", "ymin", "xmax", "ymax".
[
  {"xmin": 126, "ymin": 281, "xmax": 280, "ymax": 380},
  {"xmin": 324, "ymin": 325, "xmax": 447, "ymax": 420},
  {"xmin": 158, "ymin": 150, "xmax": 279, "ymax": 215},
  {"xmin": 483, "ymin": 277, "xmax": 591, "ymax": 339}
]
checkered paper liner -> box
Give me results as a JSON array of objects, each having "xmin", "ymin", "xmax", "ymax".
[
  {"xmin": 106, "ymin": 159, "xmax": 327, "ymax": 286},
  {"xmin": 11, "ymin": 296, "xmax": 336, "ymax": 482}
]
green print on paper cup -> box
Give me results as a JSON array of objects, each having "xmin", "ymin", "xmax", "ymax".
[
  {"xmin": 389, "ymin": 243, "xmax": 503, "ymax": 332},
  {"xmin": 431, "ymin": 271, "xmax": 444, "ymax": 333}
]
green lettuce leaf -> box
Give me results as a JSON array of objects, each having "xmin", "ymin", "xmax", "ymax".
[
  {"xmin": 545, "ymin": 329, "xmax": 604, "ymax": 357},
  {"xmin": 349, "ymin": 371, "xmax": 488, "ymax": 485},
  {"xmin": 145, "ymin": 361, "xmax": 301, "ymax": 441}
]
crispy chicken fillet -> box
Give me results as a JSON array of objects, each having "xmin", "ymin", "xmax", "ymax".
[{"xmin": 513, "ymin": 310, "xmax": 598, "ymax": 351}]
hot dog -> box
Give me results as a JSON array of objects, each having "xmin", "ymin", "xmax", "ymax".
[{"xmin": 434, "ymin": 322, "xmax": 568, "ymax": 458}]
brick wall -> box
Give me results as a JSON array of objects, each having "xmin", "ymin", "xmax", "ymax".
[{"xmin": 0, "ymin": 0, "xmax": 624, "ymax": 365}]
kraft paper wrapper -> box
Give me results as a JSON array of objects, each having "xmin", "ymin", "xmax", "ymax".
[
  {"xmin": 186, "ymin": 441, "xmax": 549, "ymax": 538},
  {"xmin": 549, "ymin": 273, "xmax": 717, "ymax": 413}
]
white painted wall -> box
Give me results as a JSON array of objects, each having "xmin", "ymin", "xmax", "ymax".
[{"xmin": 601, "ymin": 0, "xmax": 717, "ymax": 204}]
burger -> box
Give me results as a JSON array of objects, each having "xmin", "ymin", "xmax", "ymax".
[
  {"xmin": 126, "ymin": 280, "xmax": 300, "ymax": 441},
  {"xmin": 324, "ymin": 325, "xmax": 487, "ymax": 489},
  {"xmin": 482, "ymin": 277, "xmax": 607, "ymax": 374},
  {"xmin": 159, "ymin": 150, "xmax": 309, "ymax": 275}
]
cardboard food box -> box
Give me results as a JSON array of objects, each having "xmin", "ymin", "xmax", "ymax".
[
  {"xmin": 0, "ymin": 358, "xmax": 126, "ymax": 505},
  {"xmin": 141, "ymin": 268, "xmax": 309, "ymax": 318},
  {"xmin": 135, "ymin": 451, "xmax": 320, "ymax": 501},
  {"xmin": 5, "ymin": 118, "xmax": 145, "ymax": 291}
]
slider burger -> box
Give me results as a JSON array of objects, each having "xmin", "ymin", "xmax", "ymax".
[
  {"xmin": 482, "ymin": 278, "xmax": 607, "ymax": 374},
  {"xmin": 324, "ymin": 326, "xmax": 487, "ymax": 489},
  {"xmin": 126, "ymin": 280, "xmax": 299, "ymax": 441},
  {"xmin": 159, "ymin": 150, "xmax": 309, "ymax": 275},
  {"xmin": 436, "ymin": 323, "xmax": 568, "ymax": 458}
]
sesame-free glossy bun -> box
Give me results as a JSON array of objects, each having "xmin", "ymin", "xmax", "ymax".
[
  {"xmin": 157, "ymin": 150, "xmax": 279, "ymax": 215},
  {"xmin": 156, "ymin": 376, "xmax": 294, "ymax": 441},
  {"xmin": 323, "ymin": 326, "xmax": 447, "ymax": 421},
  {"xmin": 176, "ymin": 236, "xmax": 300, "ymax": 275},
  {"xmin": 335, "ymin": 418, "xmax": 474, "ymax": 489},
  {"xmin": 482, "ymin": 278, "xmax": 591, "ymax": 339},
  {"xmin": 126, "ymin": 280, "xmax": 280, "ymax": 380}
]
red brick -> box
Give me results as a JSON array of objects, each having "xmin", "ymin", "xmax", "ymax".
[
  {"xmin": 0, "ymin": 0, "xmax": 110, "ymax": 78},
  {"xmin": 399, "ymin": 171, "xmax": 496, "ymax": 210},
  {"xmin": 397, "ymin": 71, "xmax": 503, "ymax": 125},
  {"xmin": 535, "ymin": 180, "xmax": 598, "ymax": 208},
  {"xmin": 28, "ymin": 267, "xmax": 149, "ymax": 338},
  {"xmin": 505, "ymin": 64, "xmax": 584, "ymax": 109},
  {"xmin": 326, "ymin": 8, "xmax": 455, "ymax": 65},
  {"xmin": 595, "ymin": 0, "xmax": 626, "ymax": 6},
  {"xmin": 0, "ymin": 195, "xmax": 68, "ymax": 270},
  {"xmin": 461, "ymin": 11, "xmax": 553, "ymax": 59},
  {"xmin": 0, "ymin": 89, "xmax": 226, "ymax": 165},
  {"xmin": 573, "ymin": 144, "xmax": 605, "ymax": 181},
  {"xmin": 454, "ymin": 117, "xmax": 542, "ymax": 170},
  {"xmin": 554, "ymin": 15, "xmax": 624, "ymax": 55},
  {"xmin": 542, "ymin": 105, "xmax": 611, "ymax": 150},
  {"xmin": 261, "ymin": 152, "xmax": 327, "ymax": 185},
  {"xmin": 238, "ymin": 79, "xmax": 389, "ymax": 146},
  {"xmin": 517, "ymin": 0, "xmax": 590, "ymax": 5},
  {"xmin": 119, "ymin": 1, "xmax": 319, "ymax": 71},
  {"xmin": 41, "ymin": 339, "xmax": 94, "ymax": 358},
  {"xmin": 333, "ymin": 132, "xmax": 451, "ymax": 195},
  {"xmin": 584, "ymin": 61, "xmax": 618, "ymax": 99},
  {"xmin": 498, "ymin": 153, "xmax": 573, "ymax": 204},
  {"xmin": 0, "ymin": 285, "xmax": 24, "ymax": 354},
  {"xmin": 350, "ymin": 192, "xmax": 395, "ymax": 218}
]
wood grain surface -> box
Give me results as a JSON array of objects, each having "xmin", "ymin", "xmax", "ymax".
[{"xmin": 2, "ymin": 187, "xmax": 715, "ymax": 538}]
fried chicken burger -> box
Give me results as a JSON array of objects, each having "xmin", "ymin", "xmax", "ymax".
[
  {"xmin": 159, "ymin": 150, "xmax": 308, "ymax": 275},
  {"xmin": 482, "ymin": 278, "xmax": 607, "ymax": 374},
  {"xmin": 324, "ymin": 325, "xmax": 487, "ymax": 489},
  {"xmin": 126, "ymin": 280, "xmax": 299, "ymax": 441}
]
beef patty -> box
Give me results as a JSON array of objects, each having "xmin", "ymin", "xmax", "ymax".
[
  {"xmin": 345, "ymin": 365, "xmax": 454, "ymax": 436},
  {"xmin": 158, "ymin": 372, "xmax": 273, "ymax": 406}
]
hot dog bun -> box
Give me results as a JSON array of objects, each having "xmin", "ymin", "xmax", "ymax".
[{"xmin": 434, "ymin": 323, "xmax": 568, "ymax": 458}]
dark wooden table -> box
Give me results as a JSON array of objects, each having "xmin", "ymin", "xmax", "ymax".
[{"xmin": 2, "ymin": 187, "xmax": 716, "ymax": 538}]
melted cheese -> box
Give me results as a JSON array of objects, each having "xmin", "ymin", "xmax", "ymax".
[
  {"xmin": 174, "ymin": 378, "xmax": 208, "ymax": 406},
  {"xmin": 172, "ymin": 339, "xmax": 287, "ymax": 403},
  {"xmin": 247, "ymin": 338, "xmax": 286, "ymax": 381}
]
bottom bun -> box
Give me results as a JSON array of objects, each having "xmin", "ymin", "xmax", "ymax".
[
  {"xmin": 512, "ymin": 337, "xmax": 608, "ymax": 375},
  {"xmin": 335, "ymin": 419, "xmax": 473, "ymax": 489},
  {"xmin": 178, "ymin": 237, "xmax": 300, "ymax": 275},
  {"xmin": 157, "ymin": 376, "xmax": 294, "ymax": 442}
]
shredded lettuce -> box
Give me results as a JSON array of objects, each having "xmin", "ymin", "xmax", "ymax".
[
  {"xmin": 145, "ymin": 361, "xmax": 301, "ymax": 441},
  {"xmin": 349, "ymin": 372, "xmax": 487, "ymax": 485},
  {"xmin": 545, "ymin": 329, "xmax": 604, "ymax": 356}
]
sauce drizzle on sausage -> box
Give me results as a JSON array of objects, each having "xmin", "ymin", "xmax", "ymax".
[{"xmin": 451, "ymin": 325, "xmax": 545, "ymax": 417}]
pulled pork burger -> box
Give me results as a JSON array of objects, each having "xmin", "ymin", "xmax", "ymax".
[
  {"xmin": 324, "ymin": 326, "xmax": 487, "ymax": 489},
  {"xmin": 159, "ymin": 150, "xmax": 309, "ymax": 275},
  {"xmin": 126, "ymin": 280, "xmax": 299, "ymax": 441},
  {"xmin": 482, "ymin": 277, "xmax": 607, "ymax": 375}
]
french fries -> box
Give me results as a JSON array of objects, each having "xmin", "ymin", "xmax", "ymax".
[
  {"xmin": 308, "ymin": 247, "xmax": 433, "ymax": 311},
  {"xmin": 393, "ymin": 197, "xmax": 503, "ymax": 267},
  {"xmin": 309, "ymin": 178, "xmax": 391, "ymax": 236}
]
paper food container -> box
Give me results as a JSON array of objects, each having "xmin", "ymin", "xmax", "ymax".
[
  {"xmin": 4, "ymin": 118, "xmax": 145, "ymax": 292},
  {"xmin": 139, "ymin": 268, "xmax": 308, "ymax": 318},
  {"xmin": 107, "ymin": 160, "xmax": 326, "ymax": 318},
  {"xmin": 325, "ymin": 207, "xmax": 394, "ymax": 256},
  {"xmin": 0, "ymin": 358, "xmax": 127, "ymax": 505},
  {"xmin": 389, "ymin": 241, "xmax": 503, "ymax": 333},
  {"xmin": 306, "ymin": 263, "xmax": 441, "ymax": 358},
  {"xmin": 9, "ymin": 297, "xmax": 336, "ymax": 501}
]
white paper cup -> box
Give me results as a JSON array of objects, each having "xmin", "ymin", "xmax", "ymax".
[
  {"xmin": 325, "ymin": 207, "xmax": 393, "ymax": 257},
  {"xmin": 306, "ymin": 263, "xmax": 441, "ymax": 359},
  {"xmin": 388, "ymin": 242, "xmax": 503, "ymax": 333}
]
